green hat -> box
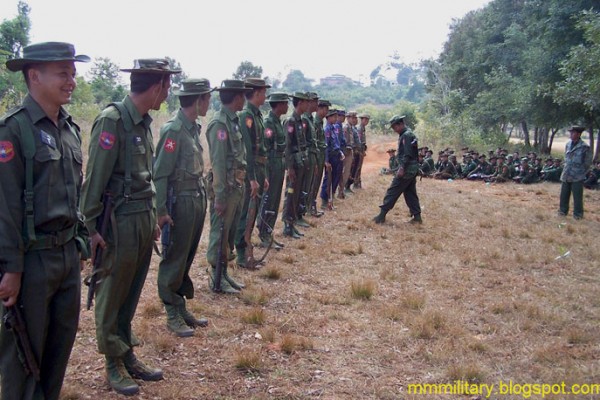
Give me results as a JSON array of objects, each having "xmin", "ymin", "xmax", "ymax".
[
  {"xmin": 307, "ymin": 92, "xmax": 319, "ymax": 100},
  {"xmin": 389, "ymin": 115, "xmax": 405, "ymax": 126},
  {"xmin": 358, "ymin": 113, "xmax": 370, "ymax": 119},
  {"xmin": 244, "ymin": 77, "xmax": 271, "ymax": 89},
  {"xmin": 121, "ymin": 58, "xmax": 181, "ymax": 74},
  {"xmin": 568, "ymin": 125, "xmax": 584, "ymax": 133},
  {"xmin": 267, "ymin": 92, "xmax": 289, "ymax": 103},
  {"xmin": 290, "ymin": 91, "xmax": 310, "ymax": 100},
  {"xmin": 326, "ymin": 109, "xmax": 337, "ymax": 117},
  {"xmin": 172, "ymin": 78, "xmax": 215, "ymax": 96},
  {"xmin": 318, "ymin": 99, "xmax": 331, "ymax": 107},
  {"xmin": 347, "ymin": 111, "xmax": 358, "ymax": 117},
  {"xmin": 216, "ymin": 79, "xmax": 252, "ymax": 92},
  {"xmin": 6, "ymin": 41, "xmax": 90, "ymax": 72}
]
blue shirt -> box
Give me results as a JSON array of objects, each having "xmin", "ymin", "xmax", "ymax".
[{"xmin": 325, "ymin": 123, "xmax": 342, "ymax": 163}]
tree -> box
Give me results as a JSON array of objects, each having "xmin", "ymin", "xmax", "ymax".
[
  {"xmin": 87, "ymin": 57, "xmax": 127, "ymax": 105},
  {"xmin": 282, "ymin": 69, "xmax": 312, "ymax": 92},
  {"xmin": 164, "ymin": 57, "xmax": 187, "ymax": 112},
  {"xmin": 232, "ymin": 61, "xmax": 263, "ymax": 80}
]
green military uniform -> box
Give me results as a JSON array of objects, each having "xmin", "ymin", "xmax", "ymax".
[
  {"xmin": 300, "ymin": 108, "xmax": 317, "ymax": 222},
  {"xmin": 154, "ymin": 79, "xmax": 213, "ymax": 336},
  {"xmin": 0, "ymin": 42, "xmax": 89, "ymax": 400},
  {"xmin": 234, "ymin": 78, "xmax": 270, "ymax": 267},
  {"xmin": 308, "ymin": 99, "xmax": 330, "ymax": 216},
  {"xmin": 205, "ymin": 80, "xmax": 250, "ymax": 292},
  {"xmin": 258, "ymin": 93, "xmax": 289, "ymax": 243},
  {"xmin": 354, "ymin": 114, "xmax": 369, "ymax": 188}
]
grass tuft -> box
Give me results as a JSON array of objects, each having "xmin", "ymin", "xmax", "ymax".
[
  {"xmin": 240, "ymin": 288, "xmax": 270, "ymax": 306},
  {"xmin": 350, "ymin": 279, "xmax": 376, "ymax": 300},
  {"xmin": 234, "ymin": 348, "xmax": 263, "ymax": 373},
  {"xmin": 241, "ymin": 307, "xmax": 265, "ymax": 325},
  {"xmin": 261, "ymin": 266, "xmax": 281, "ymax": 280}
]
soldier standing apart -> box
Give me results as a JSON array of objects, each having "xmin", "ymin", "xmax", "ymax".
[
  {"xmin": 0, "ymin": 41, "xmax": 89, "ymax": 400},
  {"xmin": 353, "ymin": 114, "xmax": 370, "ymax": 189},
  {"xmin": 346, "ymin": 111, "xmax": 361, "ymax": 192},
  {"xmin": 373, "ymin": 115, "xmax": 422, "ymax": 224},
  {"xmin": 558, "ymin": 126, "xmax": 592, "ymax": 219},
  {"xmin": 308, "ymin": 99, "xmax": 331, "ymax": 217},
  {"xmin": 234, "ymin": 78, "xmax": 271, "ymax": 268},
  {"xmin": 282, "ymin": 92, "xmax": 311, "ymax": 238},
  {"xmin": 320, "ymin": 109, "xmax": 345, "ymax": 209},
  {"xmin": 154, "ymin": 79, "xmax": 214, "ymax": 338},
  {"xmin": 298, "ymin": 92, "xmax": 319, "ymax": 225},
  {"xmin": 82, "ymin": 59, "xmax": 180, "ymax": 395},
  {"xmin": 205, "ymin": 80, "xmax": 250, "ymax": 294},
  {"xmin": 258, "ymin": 92, "xmax": 289, "ymax": 249}
]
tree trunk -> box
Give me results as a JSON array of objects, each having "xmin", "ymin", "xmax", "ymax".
[
  {"xmin": 548, "ymin": 128, "xmax": 557, "ymax": 154},
  {"xmin": 533, "ymin": 126, "xmax": 539, "ymax": 149},
  {"xmin": 521, "ymin": 120, "xmax": 531, "ymax": 148}
]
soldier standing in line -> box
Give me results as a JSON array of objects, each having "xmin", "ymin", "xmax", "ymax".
[
  {"xmin": 205, "ymin": 80, "xmax": 251, "ymax": 293},
  {"xmin": 339, "ymin": 110, "xmax": 355, "ymax": 197},
  {"xmin": 282, "ymin": 92, "xmax": 311, "ymax": 238},
  {"xmin": 373, "ymin": 115, "xmax": 422, "ymax": 224},
  {"xmin": 297, "ymin": 92, "xmax": 319, "ymax": 227},
  {"xmin": 234, "ymin": 78, "xmax": 271, "ymax": 269},
  {"xmin": 0, "ymin": 41, "xmax": 90, "ymax": 400},
  {"xmin": 345, "ymin": 111, "xmax": 361, "ymax": 192},
  {"xmin": 353, "ymin": 113, "xmax": 370, "ymax": 189},
  {"xmin": 320, "ymin": 109, "xmax": 345, "ymax": 210},
  {"xmin": 257, "ymin": 92, "xmax": 289, "ymax": 249},
  {"xmin": 558, "ymin": 126, "xmax": 592, "ymax": 219},
  {"xmin": 308, "ymin": 99, "xmax": 330, "ymax": 217},
  {"xmin": 154, "ymin": 79, "xmax": 214, "ymax": 338},
  {"xmin": 82, "ymin": 58, "xmax": 180, "ymax": 395}
]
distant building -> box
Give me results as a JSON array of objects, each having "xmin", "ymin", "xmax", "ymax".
[{"xmin": 320, "ymin": 74, "xmax": 358, "ymax": 86}]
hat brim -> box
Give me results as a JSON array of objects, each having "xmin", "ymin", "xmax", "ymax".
[
  {"xmin": 120, "ymin": 68, "xmax": 182, "ymax": 74},
  {"xmin": 172, "ymin": 87, "xmax": 216, "ymax": 96},
  {"xmin": 245, "ymin": 84, "xmax": 272, "ymax": 89},
  {"xmin": 6, "ymin": 54, "xmax": 91, "ymax": 72},
  {"xmin": 215, "ymin": 87, "xmax": 253, "ymax": 92}
]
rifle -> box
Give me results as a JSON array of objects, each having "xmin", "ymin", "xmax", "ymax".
[
  {"xmin": 255, "ymin": 194, "xmax": 275, "ymax": 263},
  {"xmin": 160, "ymin": 185, "xmax": 176, "ymax": 259},
  {"xmin": 243, "ymin": 191, "xmax": 270, "ymax": 270},
  {"xmin": 212, "ymin": 219, "xmax": 225, "ymax": 292},
  {"xmin": 85, "ymin": 191, "xmax": 114, "ymax": 310},
  {"xmin": 326, "ymin": 163, "xmax": 333, "ymax": 210},
  {"xmin": 0, "ymin": 272, "xmax": 40, "ymax": 381}
]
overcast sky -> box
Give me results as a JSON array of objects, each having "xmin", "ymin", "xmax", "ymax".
[{"xmin": 2, "ymin": 0, "xmax": 490, "ymax": 85}]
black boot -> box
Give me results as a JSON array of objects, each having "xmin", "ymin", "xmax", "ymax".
[{"xmin": 373, "ymin": 209, "xmax": 387, "ymax": 224}]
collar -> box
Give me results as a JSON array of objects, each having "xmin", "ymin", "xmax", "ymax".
[
  {"xmin": 123, "ymin": 95, "xmax": 152, "ymax": 129},
  {"xmin": 23, "ymin": 94, "xmax": 70, "ymax": 126}
]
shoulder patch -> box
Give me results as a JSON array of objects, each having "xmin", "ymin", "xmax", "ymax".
[
  {"xmin": 264, "ymin": 128, "xmax": 273, "ymax": 138},
  {"xmin": 40, "ymin": 130, "xmax": 57, "ymax": 149},
  {"xmin": 246, "ymin": 117, "xmax": 253, "ymax": 129},
  {"xmin": 287, "ymin": 125, "xmax": 295, "ymax": 134},
  {"xmin": 99, "ymin": 131, "xmax": 116, "ymax": 150},
  {"xmin": 0, "ymin": 141, "xmax": 15, "ymax": 163},
  {"xmin": 302, "ymin": 122, "xmax": 307, "ymax": 129},
  {"xmin": 217, "ymin": 129, "xmax": 228, "ymax": 141},
  {"xmin": 164, "ymin": 138, "xmax": 176, "ymax": 153}
]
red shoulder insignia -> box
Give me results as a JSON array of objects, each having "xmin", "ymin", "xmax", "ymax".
[
  {"xmin": 99, "ymin": 131, "xmax": 116, "ymax": 150},
  {"xmin": 0, "ymin": 141, "xmax": 15, "ymax": 163},
  {"xmin": 164, "ymin": 138, "xmax": 176, "ymax": 153}
]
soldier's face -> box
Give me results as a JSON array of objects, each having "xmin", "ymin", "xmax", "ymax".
[
  {"xmin": 570, "ymin": 130, "xmax": 581, "ymax": 141},
  {"xmin": 360, "ymin": 118, "xmax": 369, "ymax": 126},
  {"xmin": 29, "ymin": 61, "xmax": 77, "ymax": 106},
  {"xmin": 254, "ymin": 88, "xmax": 267, "ymax": 106},
  {"xmin": 196, "ymin": 93, "xmax": 211, "ymax": 117}
]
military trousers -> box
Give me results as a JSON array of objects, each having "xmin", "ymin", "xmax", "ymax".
[
  {"xmin": 340, "ymin": 148, "xmax": 354, "ymax": 193},
  {"xmin": 95, "ymin": 206, "xmax": 155, "ymax": 357},
  {"xmin": 207, "ymin": 185, "xmax": 243, "ymax": 267},
  {"xmin": 158, "ymin": 191, "xmax": 206, "ymax": 307},
  {"xmin": 282, "ymin": 156, "xmax": 305, "ymax": 223},
  {"xmin": 380, "ymin": 174, "xmax": 421, "ymax": 217},
  {"xmin": 559, "ymin": 180, "xmax": 584, "ymax": 218},
  {"xmin": 258, "ymin": 156, "xmax": 285, "ymax": 238},
  {"xmin": 349, "ymin": 150, "xmax": 364, "ymax": 187},
  {"xmin": 309, "ymin": 150, "xmax": 325, "ymax": 208},
  {"xmin": 0, "ymin": 240, "xmax": 80, "ymax": 400},
  {"xmin": 299, "ymin": 151, "xmax": 316, "ymax": 217},
  {"xmin": 235, "ymin": 164, "xmax": 266, "ymax": 251},
  {"xmin": 320, "ymin": 153, "xmax": 342, "ymax": 202}
]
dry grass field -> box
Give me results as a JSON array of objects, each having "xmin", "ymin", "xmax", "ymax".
[{"xmin": 61, "ymin": 136, "xmax": 600, "ymax": 399}]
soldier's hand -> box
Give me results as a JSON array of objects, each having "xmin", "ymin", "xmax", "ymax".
[
  {"xmin": 90, "ymin": 232, "xmax": 106, "ymax": 264},
  {"xmin": 325, "ymin": 162, "xmax": 332, "ymax": 171},
  {"xmin": 0, "ymin": 272, "xmax": 22, "ymax": 307},
  {"xmin": 158, "ymin": 214, "xmax": 174, "ymax": 229},
  {"xmin": 288, "ymin": 168, "xmax": 296, "ymax": 184},
  {"xmin": 153, "ymin": 224, "xmax": 161, "ymax": 241},
  {"xmin": 250, "ymin": 179, "xmax": 260, "ymax": 198},
  {"xmin": 264, "ymin": 178, "xmax": 269, "ymax": 193},
  {"xmin": 396, "ymin": 167, "xmax": 405, "ymax": 178},
  {"xmin": 340, "ymin": 153, "xmax": 345, "ymax": 161},
  {"xmin": 215, "ymin": 201, "xmax": 227, "ymax": 216}
]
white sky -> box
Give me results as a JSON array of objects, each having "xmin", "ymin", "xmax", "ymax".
[{"xmin": 2, "ymin": 0, "xmax": 490, "ymax": 85}]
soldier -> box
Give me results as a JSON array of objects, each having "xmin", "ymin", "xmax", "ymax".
[
  {"xmin": 559, "ymin": 126, "xmax": 592, "ymax": 219},
  {"xmin": 308, "ymin": 99, "xmax": 331, "ymax": 217},
  {"xmin": 298, "ymin": 92, "xmax": 319, "ymax": 224},
  {"xmin": 282, "ymin": 92, "xmax": 311, "ymax": 238},
  {"xmin": 205, "ymin": 80, "xmax": 251, "ymax": 293},
  {"xmin": 512, "ymin": 157, "xmax": 538, "ymax": 184},
  {"xmin": 154, "ymin": 79, "xmax": 214, "ymax": 337},
  {"xmin": 381, "ymin": 148, "xmax": 399, "ymax": 175},
  {"xmin": 234, "ymin": 78, "xmax": 271, "ymax": 269},
  {"xmin": 345, "ymin": 111, "xmax": 361, "ymax": 192},
  {"xmin": 0, "ymin": 41, "xmax": 89, "ymax": 400},
  {"xmin": 353, "ymin": 113, "xmax": 370, "ymax": 189},
  {"xmin": 432, "ymin": 153, "xmax": 457, "ymax": 180},
  {"xmin": 340, "ymin": 110, "xmax": 355, "ymax": 196},
  {"xmin": 257, "ymin": 92, "xmax": 289, "ymax": 248},
  {"xmin": 583, "ymin": 161, "xmax": 600, "ymax": 189},
  {"xmin": 320, "ymin": 109, "xmax": 345, "ymax": 210},
  {"xmin": 81, "ymin": 58, "xmax": 180, "ymax": 395},
  {"xmin": 373, "ymin": 115, "xmax": 422, "ymax": 224}
]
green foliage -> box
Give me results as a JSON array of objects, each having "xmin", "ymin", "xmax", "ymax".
[
  {"xmin": 282, "ymin": 69, "xmax": 313, "ymax": 92},
  {"xmin": 0, "ymin": 1, "xmax": 30, "ymax": 110},
  {"xmin": 87, "ymin": 57, "xmax": 127, "ymax": 105},
  {"xmin": 232, "ymin": 61, "xmax": 263, "ymax": 80}
]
